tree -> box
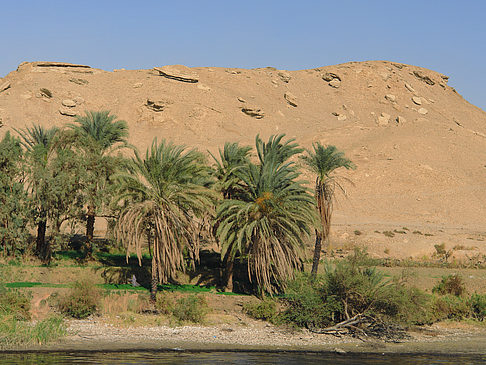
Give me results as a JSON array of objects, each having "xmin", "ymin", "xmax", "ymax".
[
  {"xmin": 215, "ymin": 135, "xmax": 315, "ymax": 295},
  {"xmin": 0, "ymin": 132, "xmax": 29, "ymax": 256},
  {"xmin": 16, "ymin": 125, "xmax": 59, "ymax": 261},
  {"xmin": 114, "ymin": 139, "xmax": 216, "ymax": 301},
  {"xmin": 210, "ymin": 142, "xmax": 251, "ymax": 290},
  {"xmin": 69, "ymin": 111, "xmax": 129, "ymax": 257},
  {"xmin": 300, "ymin": 143, "xmax": 355, "ymax": 275}
]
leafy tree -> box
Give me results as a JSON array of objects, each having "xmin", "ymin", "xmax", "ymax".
[
  {"xmin": 16, "ymin": 125, "xmax": 59, "ymax": 261},
  {"xmin": 114, "ymin": 140, "xmax": 216, "ymax": 301},
  {"xmin": 215, "ymin": 135, "xmax": 315, "ymax": 295},
  {"xmin": 0, "ymin": 132, "xmax": 29, "ymax": 255},
  {"xmin": 16, "ymin": 126, "xmax": 85, "ymax": 262},
  {"xmin": 300, "ymin": 143, "xmax": 355, "ymax": 275},
  {"xmin": 69, "ymin": 111, "xmax": 129, "ymax": 257},
  {"xmin": 209, "ymin": 142, "xmax": 251, "ymax": 289}
]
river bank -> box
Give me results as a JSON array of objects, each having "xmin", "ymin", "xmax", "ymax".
[{"xmin": 2, "ymin": 318, "xmax": 485, "ymax": 356}]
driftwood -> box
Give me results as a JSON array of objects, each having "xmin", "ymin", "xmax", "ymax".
[{"xmin": 308, "ymin": 314, "xmax": 411, "ymax": 343}]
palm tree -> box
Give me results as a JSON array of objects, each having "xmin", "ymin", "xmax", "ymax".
[
  {"xmin": 300, "ymin": 143, "xmax": 355, "ymax": 275},
  {"xmin": 210, "ymin": 142, "xmax": 252, "ymax": 290},
  {"xmin": 15, "ymin": 125, "xmax": 59, "ymax": 261},
  {"xmin": 113, "ymin": 139, "xmax": 216, "ymax": 301},
  {"xmin": 69, "ymin": 111, "xmax": 129, "ymax": 257},
  {"xmin": 215, "ymin": 135, "xmax": 315, "ymax": 294}
]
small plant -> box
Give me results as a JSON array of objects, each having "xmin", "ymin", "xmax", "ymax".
[
  {"xmin": 243, "ymin": 298, "xmax": 278, "ymax": 321},
  {"xmin": 433, "ymin": 243, "xmax": 453, "ymax": 263},
  {"xmin": 0, "ymin": 315, "xmax": 67, "ymax": 347},
  {"xmin": 413, "ymin": 230, "xmax": 423, "ymax": 235},
  {"xmin": 393, "ymin": 229, "xmax": 407, "ymax": 234},
  {"xmin": 354, "ymin": 230, "xmax": 362, "ymax": 236},
  {"xmin": 171, "ymin": 295, "xmax": 209, "ymax": 323},
  {"xmin": 430, "ymin": 295, "xmax": 470, "ymax": 321},
  {"xmin": 0, "ymin": 286, "xmax": 31, "ymax": 321},
  {"xmin": 57, "ymin": 280, "xmax": 101, "ymax": 319},
  {"xmin": 424, "ymin": 233, "xmax": 434, "ymax": 237},
  {"xmin": 469, "ymin": 294, "xmax": 486, "ymax": 321},
  {"xmin": 383, "ymin": 231, "xmax": 395, "ymax": 238},
  {"xmin": 432, "ymin": 274, "xmax": 466, "ymax": 296}
]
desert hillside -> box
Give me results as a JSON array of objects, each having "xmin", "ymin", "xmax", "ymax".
[{"xmin": 1, "ymin": 60, "xmax": 485, "ymax": 259}]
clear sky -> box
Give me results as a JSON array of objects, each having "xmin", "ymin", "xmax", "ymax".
[{"xmin": 1, "ymin": 0, "xmax": 485, "ymax": 110}]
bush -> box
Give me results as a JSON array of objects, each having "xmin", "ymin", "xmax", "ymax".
[
  {"xmin": 432, "ymin": 274, "xmax": 466, "ymax": 296},
  {"xmin": 0, "ymin": 286, "xmax": 31, "ymax": 321},
  {"xmin": 430, "ymin": 295, "xmax": 470, "ymax": 321},
  {"xmin": 243, "ymin": 298, "xmax": 278, "ymax": 322},
  {"xmin": 469, "ymin": 293, "xmax": 486, "ymax": 321},
  {"xmin": 279, "ymin": 273, "xmax": 340, "ymax": 328},
  {"xmin": 171, "ymin": 295, "xmax": 209, "ymax": 323},
  {"xmin": 0, "ymin": 315, "xmax": 66, "ymax": 347},
  {"xmin": 57, "ymin": 280, "xmax": 101, "ymax": 319}
]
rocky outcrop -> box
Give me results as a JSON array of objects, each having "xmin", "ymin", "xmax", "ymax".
[
  {"xmin": 146, "ymin": 98, "xmax": 171, "ymax": 112},
  {"xmin": 62, "ymin": 99, "xmax": 76, "ymax": 107},
  {"xmin": 153, "ymin": 65, "xmax": 199, "ymax": 83},
  {"xmin": 278, "ymin": 70, "xmax": 291, "ymax": 83},
  {"xmin": 322, "ymin": 72, "xmax": 342, "ymax": 88},
  {"xmin": 413, "ymin": 70, "xmax": 435, "ymax": 86},
  {"xmin": 284, "ymin": 92, "xmax": 297, "ymax": 107},
  {"xmin": 69, "ymin": 78, "xmax": 89, "ymax": 85},
  {"xmin": 241, "ymin": 107, "xmax": 264, "ymax": 119},
  {"xmin": 0, "ymin": 81, "xmax": 11, "ymax": 93},
  {"xmin": 40, "ymin": 88, "xmax": 52, "ymax": 98},
  {"xmin": 59, "ymin": 107, "xmax": 77, "ymax": 117}
]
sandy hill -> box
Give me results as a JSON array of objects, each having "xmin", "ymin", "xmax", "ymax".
[{"xmin": 1, "ymin": 60, "xmax": 485, "ymax": 260}]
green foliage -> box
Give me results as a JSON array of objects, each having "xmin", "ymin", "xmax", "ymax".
[
  {"xmin": 114, "ymin": 139, "xmax": 216, "ymax": 284},
  {"xmin": 171, "ymin": 295, "xmax": 209, "ymax": 323},
  {"xmin": 430, "ymin": 295, "xmax": 470, "ymax": 321},
  {"xmin": 469, "ymin": 293, "xmax": 486, "ymax": 321},
  {"xmin": 243, "ymin": 298, "xmax": 278, "ymax": 321},
  {"xmin": 57, "ymin": 280, "xmax": 101, "ymax": 319},
  {"xmin": 279, "ymin": 273, "xmax": 340, "ymax": 328},
  {"xmin": 215, "ymin": 134, "xmax": 315, "ymax": 294},
  {"xmin": 0, "ymin": 285, "xmax": 31, "ymax": 320},
  {"xmin": 432, "ymin": 274, "xmax": 466, "ymax": 296},
  {"xmin": 279, "ymin": 252, "xmax": 430, "ymax": 329},
  {"xmin": 0, "ymin": 315, "xmax": 67, "ymax": 347},
  {"xmin": 300, "ymin": 143, "xmax": 355, "ymax": 182},
  {"xmin": 209, "ymin": 142, "xmax": 252, "ymax": 199},
  {"xmin": 0, "ymin": 132, "xmax": 29, "ymax": 255}
]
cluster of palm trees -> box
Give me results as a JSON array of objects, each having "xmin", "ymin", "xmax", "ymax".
[{"xmin": 1, "ymin": 110, "xmax": 355, "ymax": 297}]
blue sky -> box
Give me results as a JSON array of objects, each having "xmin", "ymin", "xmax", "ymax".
[{"xmin": 1, "ymin": 0, "xmax": 485, "ymax": 110}]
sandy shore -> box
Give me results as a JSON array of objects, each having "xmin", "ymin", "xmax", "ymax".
[{"xmin": 3, "ymin": 319, "xmax": 486, "ymax": 355}]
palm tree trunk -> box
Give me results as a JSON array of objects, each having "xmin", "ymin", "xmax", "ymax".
[
  {"xmin": 221, "ymin": 249, "xmax": 234, "ymax": 291},
  {"xmin": 150, "ymin": 255, "xmax": 158, "ymax": 303},
  {"xmin": 85, "ymin": 205, "xmax": 95, "ymax": 257},
  {"xmin": 311, "ymin": 229, "xmax": 322, "ymax": 276},
  {"xmin": 36, "ymin": 218, "xmax": 50, "ymax": 263}
]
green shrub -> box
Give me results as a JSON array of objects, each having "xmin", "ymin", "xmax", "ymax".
[
  {"xmin": 154, "ymin": 293, "xmax": 173, "ymax": 315},
  {"xmin": 432, "ymin": 274, "xmax": 466, "ymax": 296},
  {"xmin": 57, "ymin": 280, "xmax": 101, "ymax": 319},
  {"xmin": 0, "ymin": 286, "xmax": 31, "ymax": 320},
  {"xmin": 171, "ymin": 295, "xmax": 209, "ymax": 323},
  {"xmin": 0, "ymin": 315, "xmax": 67, "ymax": 347},
  {"xmin": 279, "ymin": 273, "xmax": 340, "ymax": 328},
  {"xmin": 243, "ymin": 298, "xmax": 278, "ymax": 322},
  {"xmin": 430, "ymin": 295, "xmax": 470, "ymax": 321},
  {"xmin": 469, "ymin": 293, "xmax": 486, "ymax": 321}
]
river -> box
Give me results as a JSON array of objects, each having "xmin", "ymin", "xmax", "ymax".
[{"xmin": 1, "ymin": 351, "xmax": 485, "ymax": 364}]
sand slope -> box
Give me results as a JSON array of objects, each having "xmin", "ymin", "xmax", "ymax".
[{"xmin": 1, "ymin": 60, "xmax": 485, "ymax": 258}]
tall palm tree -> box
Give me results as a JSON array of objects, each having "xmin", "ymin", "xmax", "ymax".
[
  {"xmin": 300, "ymin": 143, "xmax": 355, "ymax": 275},
  {"xmin": 215, "ymin": 135, "xmax": 315, "ymax": 295},
  {"xmin": 210, "ymin": 142, "xmax": 252, "ymax": 290},
  {"xmin": 114, "ymin": 139, "xmax": 216, "ymax": 301},
  {"xmin": 69, "ymin": 111, "xmax": 129, "ymax": 257},
  {"xmin": 15, "ymin": 125, "xmax": 59, "ymax": 261}
]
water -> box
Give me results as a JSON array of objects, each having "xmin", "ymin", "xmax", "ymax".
[{"xmin": 1, "ymin": 351, "xmax": 485, "ymax": 364}]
